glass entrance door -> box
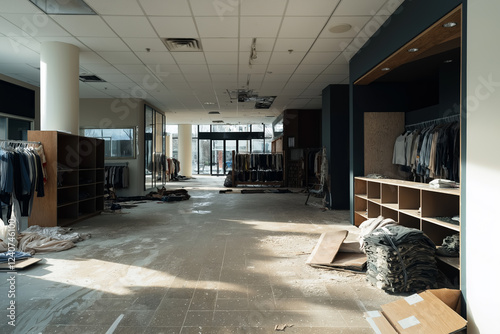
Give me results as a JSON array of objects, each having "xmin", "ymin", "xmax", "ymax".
[
  {"xmin": 225, "ymin": 140, "xmax": 236, "ymax": 173},
  {"xmin": 212, "ymin": 140, "xmax": 224, "ymax": 175}
]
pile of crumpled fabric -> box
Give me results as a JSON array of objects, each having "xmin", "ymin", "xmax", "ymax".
[
  {"xmin": 0, "ymin": 225, "xmax": 91, "ymax": 254},
  {"xmin": 358, "ymin": 216, "xmax": 438, "ymax": 293}
]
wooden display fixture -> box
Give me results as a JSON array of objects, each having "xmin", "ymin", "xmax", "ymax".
[
  {"xmin": 354, "ymin": 177, "xmax": 461, "ymax": 283},
  {"xmin": 27, "ymin": 131, "xmax": 105, "ymax": 227}
]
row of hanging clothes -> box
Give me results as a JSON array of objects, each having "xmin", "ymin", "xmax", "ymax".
[
  {"xmin": 392, "ymin": 117, "xmax": 460, "ymax": 183},
  {"xmin": 104, "ymin": 164, "xmax": 129, "ymax": 189},
  {"xmin": 0, "ymin": 140, "xmax": 47, "ymax": 229},
  {"xmin": 234, "ymin": 153, "xmax": 283, "ymax": 172}
]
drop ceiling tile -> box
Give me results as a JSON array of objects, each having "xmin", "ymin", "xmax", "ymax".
[
  {"xmin": 273, "ymin": 38, "xmax": 314, "ymax": 52},
  {"xmin": 98, "ymin": 73, "xmax": 133, "ymax": 83},
  {"xmin": 260, "ymin": 82, "xmax": 285, "ymax": 90},
  {"xmin": 239, "ymin": 51, "xmax": 271, "ymax": 66},
  {"xmin": 103, "ymin": 16, "xmax": 157, "ymax": 38},
  {"xmin": 279, "ymin": 17, "xmax": 329, "ymax": 38},
  {"xmin": 201, "ymin": 38, "xmax": 238, "ymax": 52},
  {"xmin": 240, "ymin": 17, "xmax": 281, "ymax": 38},
  {"xmin": 146, "ymin": 64, "xmax": 182, "ymax": 76},
  {"xmin": 0, "ymin": 38, "xmax": 39, "ymax": 63},
  {"xmin": 288, "ymin": 74, "xmax": 318, "ymax": 83},
  {"xmin": 269, "ymin": 51, "xmax": 306, "ymax": 65},
  {"xmin": 263, "ymin": 73, "xmax": 291, "ymax": 83},
  {"xmin": 195, "ymin": 17, "xmax": 238, "ymax": 38},
  {"xmin": 172, "ymin": 52, "xmax": 206, "ymax": 64},
  {"xmin": 79, "ymin": 37, "xmax": 129, "ymax": 52},
  {"xmin": 208, "ymin": 64, "xmax": 237, "ymax": 74},
  {"xmin": 80, "ymin": 52, "xmax": 106, "ymax": 64},
  {"xmin": 1, "ymin": 14, "xmax": 69, "ymax": 37},
  {"xmin": 136, "ymin": 51, "xmax": 176, "ymax": 65},
  {"xmin": 82, "ymin": 64, "xmax": 121, "ymax": 74},
  {"xmin": 284, "ymin": 81, "xmax": 310, "ymax": 90},
  {"xmin": 150, "ymin": 17, "xmax": 198, "ymax": 38},
  {"xmin": 160, "ymin": 73, "xmax": 187, "ymax": 83},
  {"xmin": 115, "ymin": 64, "xmax": 151, "ymax": 74},
  {"xmin": 123, "ymin": 38, "xmax": 165, "ymax": 53},
  {"xmin": 205, "ymin": 51, "xmax": 238, "ymax": 65},
  {"xmin": 0, "ymin": 0, "xmax": 43, "ymax": 13},
  {"xmin": 85, "ymin": 0, "xmax": 143, "ymax": 15},
  {"xmin": 210, "ymin": 74, "xmax": 237, "ymax": 83},
  {"xmin": 301, "ymin": 52, "xmax": 341, "ymax": 65},
  {"xmin": 323, "ymin": 64, "xmax": 349, "ymax": 75},
  {"xmin": 286, "ymin": 0, "xmax": 339, "ymax": 16},
  {"xmin": 241, "ymin": 0, "xmax": 286, "ymax": 16},
  {"xmin": 178, "ymin": 64, "xmax": 209, "ymax": 74},
  {"xmin": 319, "ymin": 16, "xmax": 371, "ymax": 38},
  {"xmin": 294, "ymin": 64, "xmax": 329, "ymax": 75},
  {"xmin": 189, "ymin": 0, "xmax": 239, "ymax": 17},
  {"xmin": 112, "ymin": 82, "xmax": 137, "ymax": 90},
  {"xmin": 240, "ymin": 38, "xmax": 275, "ymax": 52},
  {"xmin": 50, "ymin": 16, "xmax": 116, "ymax": 37},
  {"xmin": 139, "ymin": 0, "xmax": 191, "ymax": 16},
  {"xmin": 239, "ymin": 64, "xmax": 268, "ymax": 74},
  {"xmin": 266, "ymin": 64, "xmax": 297, "ymax": 74},
  {"xmin": 239, "ymin": 73, "xmax": 264, "ymax": 86},
  {"xmin": 310, "ymin": 38, "xmax": 353, "ymax": 52},
  {"xmin": 184, "ymin": 72, "xmax": 211, "ymax": 82},
  {"xmin": 98, "ymin": 51, "xmax": 141, "ymax": 65},
  {"xmin": 334, "ymin": 0, "xmax": 386, "ymax": 16}
]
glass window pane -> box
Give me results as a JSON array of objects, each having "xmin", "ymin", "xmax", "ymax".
[
  {"xmin": 0, "ymin": 117, "xmax": 7, "ymax": 140},
  {"xmin": 8, "ymin": 118, "xmax": 31, "ymax": 140},
  {"xmin": 252, "ymin": 139, "xmax": 264, "ymax": 153},
  {"xmin": 252, "ymin": 124, "xmax": 263, "ymax": 132},
  {"xmin": 199, "ymin": 125, "xmax": 210, "ymax": 132}
]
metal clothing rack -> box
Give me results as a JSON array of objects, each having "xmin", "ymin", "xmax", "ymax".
[
  {"xmin": 0, "ymin": 139, "xmax": 41, "ymax": 147},
  {"xmin": 405, "ymin": 114, "xmax": 460, "ymax": 130}
]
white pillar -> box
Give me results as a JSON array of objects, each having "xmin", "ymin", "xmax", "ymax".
[
  {"xmin": 165, "ymin": 134, "xmax": 172, "ymax": 157},
  {"xmin": 177, "ymin": 124, "xmax": 192, "ymax": 177},
  {"xmin": 40, "ymin": 41, "xmax": 80, "ymax": 134}
]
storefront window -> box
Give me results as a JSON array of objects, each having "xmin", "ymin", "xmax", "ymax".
[{"xmin": 83, "ymin": 128, "xmax": 135, "ymax": 158}]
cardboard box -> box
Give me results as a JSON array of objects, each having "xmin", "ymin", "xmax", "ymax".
[{"xmin": 364, "ymin": 289, "xmax": 466, "ymax": 333}]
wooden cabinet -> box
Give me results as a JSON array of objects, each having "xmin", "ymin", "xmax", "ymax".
[
  {"xmin": 27, "ymin": 131, "xmax": 104, "ymax": 227},
  {"xmin": 354, "ymin": 177, "xmax": 460, "ymax": 283}
]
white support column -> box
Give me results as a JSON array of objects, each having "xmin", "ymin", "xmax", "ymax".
[
  {"xmin": 165, "ymin": 134, "xmax": 172, "ymax": 157},
  {"xmin": 40, "ymin": 41, "xmax": 80, "ymax": 134},
  {"xmin": 178, "ymin": 124, "xmax": 192, "ymax": 177}
]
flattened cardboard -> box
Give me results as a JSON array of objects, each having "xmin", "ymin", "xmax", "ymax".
[
  {"xmin": 364, "ymin": 311, "xmax": 398, "ymax": 334},
  {"xmin": 306, "ymin": 231, "xmax": 348, "ymax": 265},
  {"xmin": 381, "ymin": 290, "xmax": 467, "ymax": 333},
  {"xmin": 0, "ymin": 257, "xmax": 42, "ymax": 270}
]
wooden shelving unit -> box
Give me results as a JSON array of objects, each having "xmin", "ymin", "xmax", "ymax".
[
  {"xmin": 354, "ymin": 177, "xmax": 461, "ymax": 282},
  {"xmin": 27, "ymin": 131, "xmax": 104, "ymax": 227}
]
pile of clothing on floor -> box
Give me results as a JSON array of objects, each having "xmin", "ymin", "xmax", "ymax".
[
  {"xmin": 358, "ymin": 216, "xmax": 438, "ymax": 293},
  {"xmin": 0, "ymin": 223, "xmax": 91, "ymax": 254}
]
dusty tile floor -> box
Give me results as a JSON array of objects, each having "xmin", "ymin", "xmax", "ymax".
[{"xmin": 0, "ymin": 176, "xmax": 403, "ymax": 334}]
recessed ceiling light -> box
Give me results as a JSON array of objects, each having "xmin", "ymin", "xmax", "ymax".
[
  {"xmin": 443, "ymin": 22, "xmax": 457, "ymax": 28},
  {"xmin": 29, "ymin": 0, "xmax": 96, "ymax": 15},
  {"xmin": 329, "ymin": 23, "xmax": 352, "ymax": 34},
  {"xmin": 381, "ymin": 67, "xmax": 391, "ymax": 71},
  {"xmin": 444, "ymin": 59, "xmax": 453, "ymax": 63},
  {"xmin": 408, "ymin": 48, "xmax": 419, "ymax": 53},
  {"xmin": 203, "ymin": 102, "xmax": 215, "ymax": 105}
]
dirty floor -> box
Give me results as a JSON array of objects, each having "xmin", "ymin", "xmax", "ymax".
[{"xmin": 0, "ymin": 176, "xmax": 404, "ymax": 334}]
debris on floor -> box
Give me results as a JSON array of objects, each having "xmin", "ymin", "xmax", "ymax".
[
  {"xmin": 274, "ymin": 324, "xmax": 293, "ymax": 331},
  {"xmin": 364, "ymin": 288, "xmax": 467, "ymax": 333},
  {"xmin": 306, "ymin": 230, "xmax": 367, "ymax": 272}
]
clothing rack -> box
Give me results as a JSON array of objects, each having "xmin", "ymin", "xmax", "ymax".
[
  {"xmin": 105, "ymin": 162, "xmax": 129, "ymax": 166},
  {"xmin": 405, "ymin": 114, "xmax": 460, "ymax": 130},
  {"xmin": 0, "ymin": 139, "xmax": 41, "ymax": 146}
]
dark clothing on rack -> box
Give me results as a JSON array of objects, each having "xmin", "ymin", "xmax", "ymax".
[{"xmin": 105, "ymin": 166, "xmax": 129, "ymax": 188}]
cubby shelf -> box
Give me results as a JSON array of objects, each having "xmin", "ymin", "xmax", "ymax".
[
  {"xmin": 28, "ymin": 131, "xmax": 104, "ymax": 227},
  {"xmin": 354, "ymin": 177, "xmax": 461, "ymax": 282}
]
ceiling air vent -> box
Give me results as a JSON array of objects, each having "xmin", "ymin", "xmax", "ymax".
[
  {"xmin": 212, "ymin": 120, "xmax": 224, "ymax": 123},
  {"xmin": 79, "ymin": 74, "xmax": 105, "ymax": 82},
  {"xmin": 163, "ymin": 38, "xmax": 202, "ymax": 52},
  {"xmin": 208, "ymin": 111, "xmax": 220, "ymax": 115}
]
